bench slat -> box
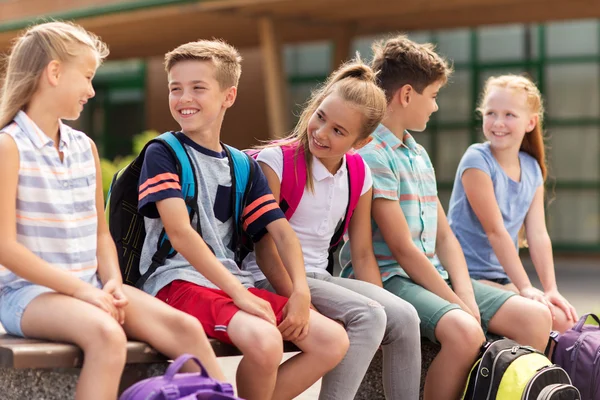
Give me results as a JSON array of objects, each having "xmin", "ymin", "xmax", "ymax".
[{"xmin": 0, "ymin": 333, "xmax": 299, "ymax": 369}]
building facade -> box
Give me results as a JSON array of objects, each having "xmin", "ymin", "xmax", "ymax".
[{"xmin": 1, "ymin": 0, "xmax": 600, "ymax": 251}]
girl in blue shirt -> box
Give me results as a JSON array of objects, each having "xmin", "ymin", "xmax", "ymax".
[{"xmin": 448, "ymin": 75, "xmax": 577, "ymax": 332}]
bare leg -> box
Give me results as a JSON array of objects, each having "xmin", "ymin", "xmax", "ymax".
[
  {"xmin": 424, "ymin": 309, "xmax": 485, "ymax": 400},
  {"xmin": 548, "ymin": 303, "xmax": 575, "ymax": 333},
  {"xmin": 21, "ymin": 293, "xmax": 127, "ymax": 400},
  {"xmin": 227, "ymin": 311, "xmax": 283, "ymax": 400},
  {"xmin": 120, "ymin": 286, "xmax": 225, "ymax": 380},
  {"xmin": 272, "ymin": 309, "xmax": 349, "ymax": 400},
  {"xmin": 481, "ymin": 280, "xmax": 572, "ymax": 333},
  {"xmin": 488, "ymin": 296, "xmax": 552, "ymax": 351}
]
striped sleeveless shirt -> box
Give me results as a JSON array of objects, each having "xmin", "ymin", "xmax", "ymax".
[{"xmin": 0, "ymin": 111, "xmax": 100, "ymax": 291}]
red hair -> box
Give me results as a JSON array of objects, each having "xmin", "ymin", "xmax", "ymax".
[{"xmin": 479, "ymin": 75, "xmax": 546, "ymax": 180}]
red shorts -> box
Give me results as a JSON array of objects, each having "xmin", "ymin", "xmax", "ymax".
[{"xmin": 156, "ymin": 280, "xmax": 288, "ymax": 344}]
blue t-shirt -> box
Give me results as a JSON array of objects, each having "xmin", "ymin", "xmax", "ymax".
[{"xmin": 447, "ymin": 142, "xmax": 543, "ymax": 280}]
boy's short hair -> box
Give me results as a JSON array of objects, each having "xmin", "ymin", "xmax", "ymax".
[
  {"xmin": 164, "ymin": 39, "xmax": 242, "ymax": 88},
  {"xmin": 371, "ymin": 34, "xmax": 453, "ymax": 102}
]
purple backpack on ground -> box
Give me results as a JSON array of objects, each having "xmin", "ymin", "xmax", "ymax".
[
  {"xmin": 120, "ymin": 354, "xmax": 239, "ymax": 400},
  {"xmin": 549, "ymin": 313, "xmax": 600, "ymax": 400}
]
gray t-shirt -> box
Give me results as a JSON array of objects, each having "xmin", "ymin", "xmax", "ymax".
[
  {"xmin": 137, "ymin": 132, "xmax": 284, "ymax": 296},
  {"xmin": 447, "ymin": 142, "xmax": 543, "ymax": 280}
]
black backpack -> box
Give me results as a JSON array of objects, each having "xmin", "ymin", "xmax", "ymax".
[
  {"xmin": 105, "ymin": 131, "xmax": 254, "ymax": 288},
  {"xmin": 462, "ymin": 338, "xmax": 580, "ymax": 400}
]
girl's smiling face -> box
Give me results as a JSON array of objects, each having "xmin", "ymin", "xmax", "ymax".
[
  {"xmin": 481, "ymin": 86, "xmax": 538, "ymax": 152},
  {"xmin": 55, "ymin": 47, "xmax": 98, "ymax": 120},
  {"xmin": 306, "ymin": 92, "xmax": 370, "ymax": 167}
]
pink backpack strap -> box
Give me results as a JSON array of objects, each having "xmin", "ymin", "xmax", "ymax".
[
  {"xmin": 330, "ymin": 151, "xmax": 366, "ymax": 247},
  {"xmin": 280, "ymin": 142, "xmax": 306, "ymax": 220}
]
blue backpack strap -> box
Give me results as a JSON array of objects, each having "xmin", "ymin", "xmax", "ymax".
[
  {"xmin": 158, "ymin": 132, "xmax": 196, "ymax": 208},
  {"xmin": 135, "ymin": 132, "xmax": 202, "ymax": 289},
  {"xmin": 224, "ymin": 144, "xmax": 252, "ymax": 222},
  {"xmin": 224, "ymin": 144, "xmax": 255, "ymax": 265}
]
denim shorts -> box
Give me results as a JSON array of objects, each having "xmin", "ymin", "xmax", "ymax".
[{"xmin": 0, "ymin": 284, "xmax": 54, "ymax": 337}]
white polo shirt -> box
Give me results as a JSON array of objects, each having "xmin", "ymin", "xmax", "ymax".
[{"xmin": 242, "ymin": 146, "xmax": 372, "ymax": 279}]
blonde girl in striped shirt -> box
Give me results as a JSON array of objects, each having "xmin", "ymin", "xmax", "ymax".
[{"xmin": 0, "ymin": 21, "xmax": 224, "ymax": 400}]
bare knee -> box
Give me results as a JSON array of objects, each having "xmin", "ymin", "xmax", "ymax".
[
  {"xmin": 305, "ymin": 315, "xmax": 349, "ymax": 369},
  {"xmin": 552, "ymin": 308, "xmax": 575, "ymax": 334},
  {"xmin": 82, "ymin": 318, "xmax": 127, "ymax": 365},
  {"xmin": 236, "ymin": 323, "xmax": 283, "ymax": 372},
  {"xmin": 521, "ymin": 302, "xmax": 552, "ymax": 349},
  {"xmin": 324, "ymin": 319, "xmax": 350, "ymax": 364},
  {"xmin": 168, "ymin": 312, "xmax": 207, "ymax": 344},
  {"xmin": 437, "ymin": 311, "xmax": 485, "ymax": 363}
]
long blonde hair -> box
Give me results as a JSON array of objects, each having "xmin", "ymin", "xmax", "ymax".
[
  {"xmin": 0, "ymin": 21, "xmax": 109, "ymax": 129},
  {"xmin": 479, "ymin": 75, "xmax": 546, "ymax": 247},
  {"xmin": 261, "ymin": 57, "xmax": 387, "ymax": 192}
]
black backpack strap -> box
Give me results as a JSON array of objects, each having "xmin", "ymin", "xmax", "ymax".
[
  {"xmin": 135, "ymin": 237, "xmax": 173, "ymax": 289},
  {"xmin": 545, "ymin": 331, "xmax": 560, "ymax": 359},
  {"xmin": 326, "ymin": 171, "xmax": 353, "ymax": 275}
]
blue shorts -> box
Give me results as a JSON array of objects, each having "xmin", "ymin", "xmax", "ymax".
[
  {"xmin": 0, "ymin": 278, "xmax": 102, "ymax": 337},
  {"xmin": 0, "ymin": 285, "xmax": 54, "ymax": 337}
]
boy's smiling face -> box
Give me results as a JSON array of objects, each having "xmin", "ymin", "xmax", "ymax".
[{"xmin": 167, "ymin": 60, "xmax": 236, "ymax": 135}]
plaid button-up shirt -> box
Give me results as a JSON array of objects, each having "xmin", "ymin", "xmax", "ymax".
[{"xmin": 341, "ymin": 124, "xmax": 448, "ymax": 281}]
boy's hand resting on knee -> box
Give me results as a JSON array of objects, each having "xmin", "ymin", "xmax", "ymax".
[
  {"xmin": 73, "ymin": 283, "xmax": 122, "ymax": 323},
  {"xmin": 233, "ymin": 290, "xmax": 277, "ymax": 325},
  {"xmin": 278, "ymin": 289, "xmax": 311, "ymax": 342},
  {"xmin": 103, "ymin": 279, "xmax": 129, "ymax": 325}
]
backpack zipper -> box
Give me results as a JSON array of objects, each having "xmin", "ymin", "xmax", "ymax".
[
  {"xmin": 485, "ymin": 348, "xmax": 514, "ymax": 400},
  {"xmin": 570, "ymin": 332, "xmax": 591, "ymax": 378},
  {"xmin": 590, "ymin": 347, "xmax": 600, "ymax": 399},
  {"xmin": 522, "ymin": 366, "xmax": 570, "ymax": 399},
  {"xmin": 540, "ymin": 384, "xmax": 579, "ymax": 400}
]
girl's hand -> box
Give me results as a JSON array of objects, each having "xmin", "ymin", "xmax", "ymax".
[
  {"xmin": 103, "ymin": 279, "xmax": 128, "ymax": 324},
  {"xmin": 278, "ymin": 289, "xmax": 311, "ymax": 342},
  {"xmin": 73, "ymin": 284, "xmax": 121, "ymax": 322},
  {"xmin": 545, "ymin": 289, "xmax": 578, "ymax": 322},
  {"xmin": 233, "ymin": 289, "xmax": 277, "ymax": 325},
  {"xmin": 521, "ymin": 286, "xmax": 555, "ymax": 319}
]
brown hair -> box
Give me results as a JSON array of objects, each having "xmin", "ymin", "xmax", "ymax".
[
  {"xmin": 478, "ymin": 75, "xmax": 547, "ymax": 181},
  {"xmin": 164, "ymin": 39, "xmax": 242, "ymax": 89},
  {"xmin": 0, "ymin": 21, "xmax": 109, "ymax": 129},
  {"xmin": 371, "ymin": 34, "xmax": 453, "ymax": 102},
  {"xmin": 260, "ymin": 57, "xmax": 387, "ymax": 192}
]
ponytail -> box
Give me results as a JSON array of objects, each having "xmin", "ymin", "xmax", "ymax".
[{"xmin": 258, "ymin": 56, "xmax": 386, "ymax": 192}]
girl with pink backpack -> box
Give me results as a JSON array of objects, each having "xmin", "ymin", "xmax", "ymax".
[{"xmin": 242, "ymin": 59, "xmax": 421, "ymax": 400}]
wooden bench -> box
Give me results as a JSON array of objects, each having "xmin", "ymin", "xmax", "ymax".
[{"xmin": 0, "ymin": 333, "xmax": 439, "ymax": 399}]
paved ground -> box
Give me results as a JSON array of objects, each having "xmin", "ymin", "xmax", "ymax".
[{"xmin": 1, "ymin": 255, "xmax": 597, "ymax": 399}]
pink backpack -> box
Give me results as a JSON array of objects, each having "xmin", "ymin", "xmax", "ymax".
[{"xmin": 247, "ymin": 142, "xmax": 366, "ymax": 273}]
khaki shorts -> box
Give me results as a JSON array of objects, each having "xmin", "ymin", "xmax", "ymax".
[{"xmin": 384, "ymin": 275, "xmax": 515, "ymax": 343}]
